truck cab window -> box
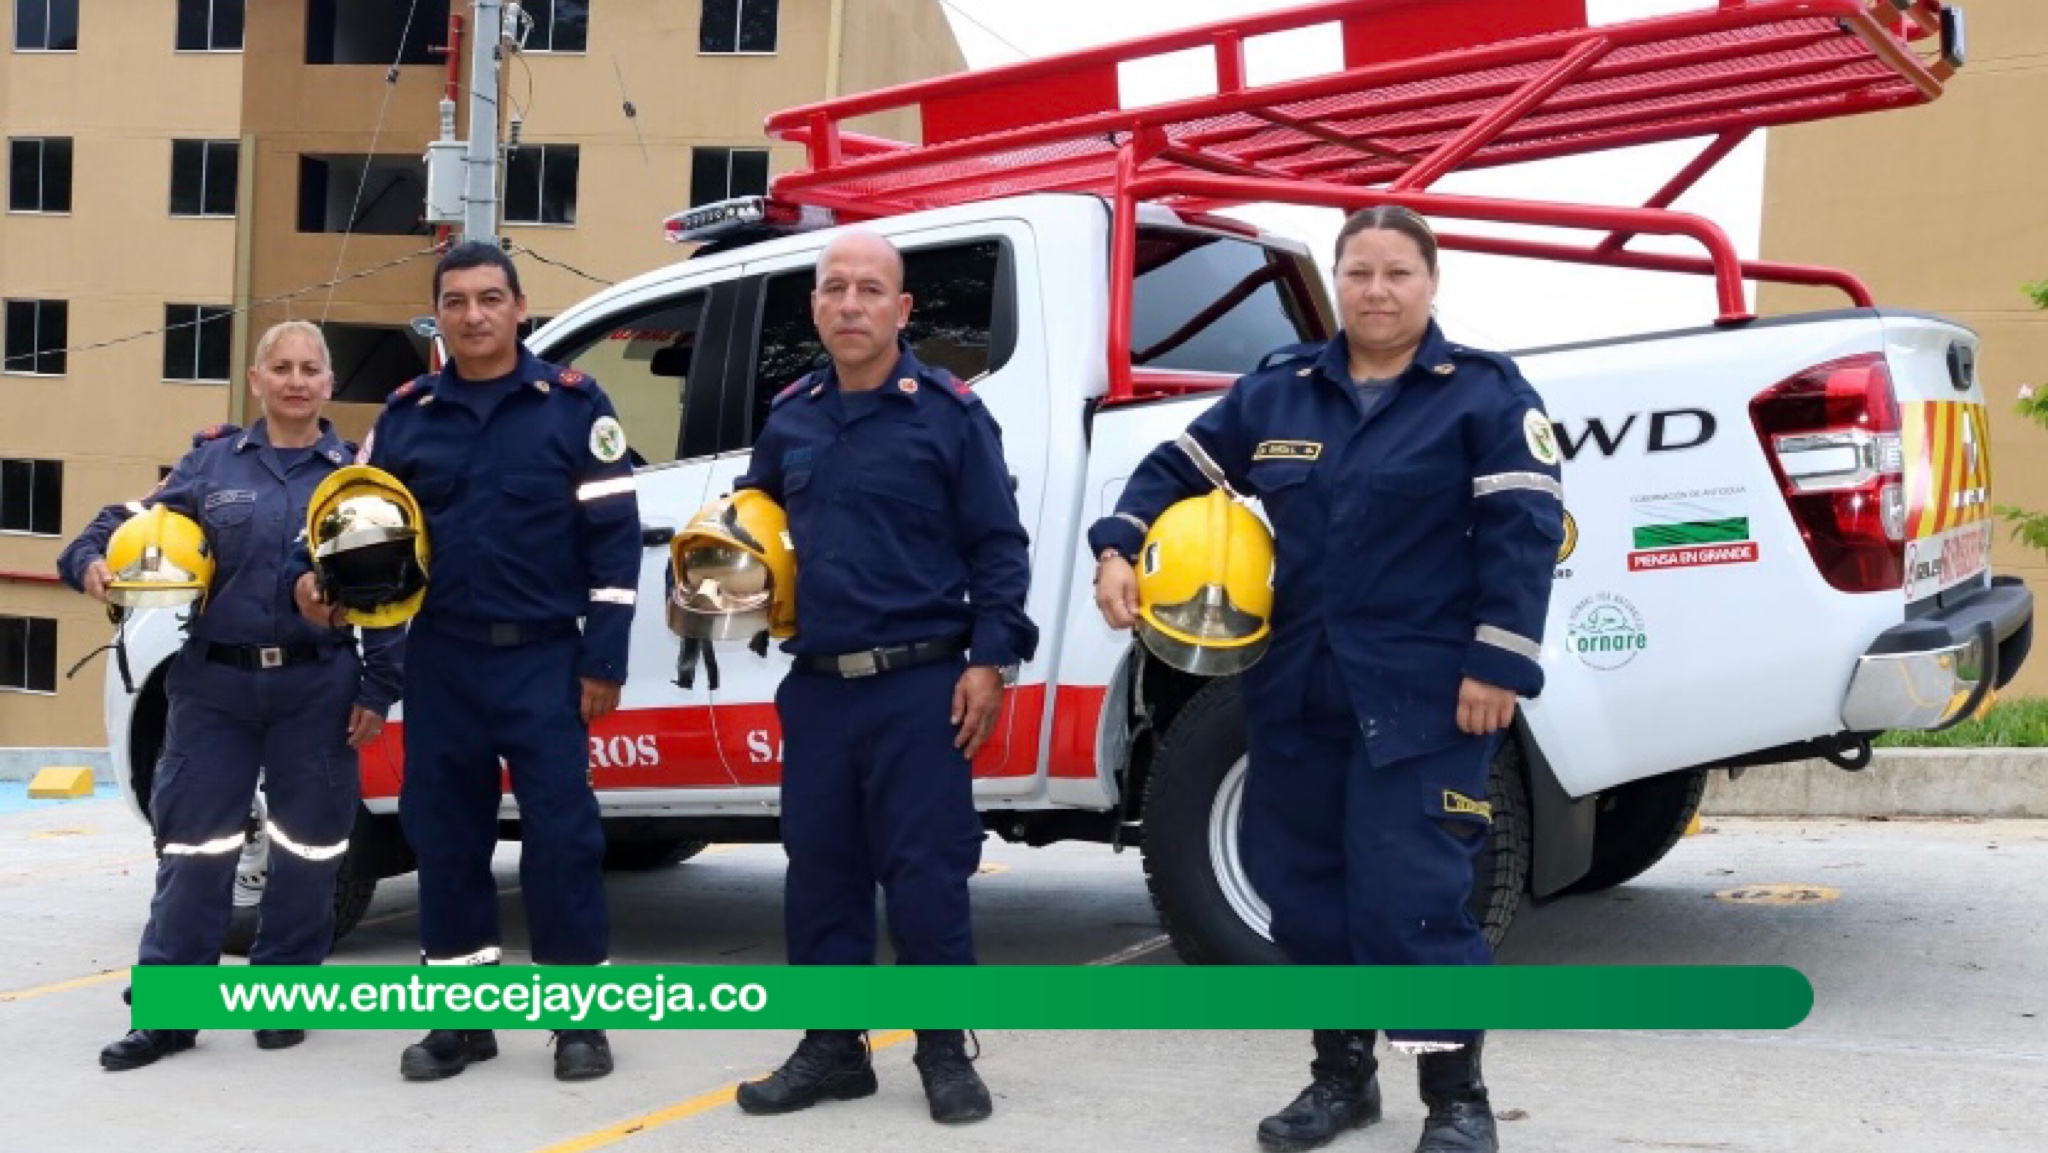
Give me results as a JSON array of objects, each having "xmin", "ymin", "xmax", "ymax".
[
  {"xmin": 747, "ymin": 239, "xmax": 1013, "ymax": 444},
  {"xmin": 550, "ymin": 293, "xmax": 711, "ymax": 466},
  {"xmin": 1132, "ymin": 228, "xmax": 1325, "ymax": 375}
]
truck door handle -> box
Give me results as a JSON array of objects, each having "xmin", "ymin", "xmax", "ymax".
[{"xmin": 642, "ymin": 525, "xmax": 675, "ymax": 548}]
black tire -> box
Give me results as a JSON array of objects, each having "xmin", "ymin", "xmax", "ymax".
[
  {"xmin": 602, "ymin": 836, "xmax": 710, "ymax": 872},
  {"xmin": 1562, "ymin": 767, "xmax": 1708, "ymax": 895},
  {"xmin": 1140, "ymin": 677, "xmax": 1530, "ymax": 965},
  {"xmin": 220, "ymin": 848, "xmax": 380, "ymax": 957}
]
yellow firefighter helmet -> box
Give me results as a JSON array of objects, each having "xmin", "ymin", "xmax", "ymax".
[
  {"xmin": 668, "ymin": 490, "xmax": 796, "ymax": 641},
  {"xmin": 1136, "ymin": 489, "xmax": 1275, "ymax": 676},
  {"xmin": 105, "ymin": 505, "xmax": 213, "ymax": 609},
  {"xmin": 306, "ymin": 465, "xmax": 429, "ymax": 628}
]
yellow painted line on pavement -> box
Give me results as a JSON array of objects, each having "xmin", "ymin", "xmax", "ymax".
[
  {"xmin": 531, "ymin": 928, "xmax": 1173, "ymax": 1152},
  {"xmin": 0, "ymin": 968, "xmax": 129, "ymax": 1004},
  {"xmin": 532, "ymin": 1030, "xmax": 917, "ymax": 1153}
]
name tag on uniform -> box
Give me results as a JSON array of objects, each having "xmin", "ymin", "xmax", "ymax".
[
  {"xmin": 204, "ymin": 489, "xmax": 257, "ymax": 511},
  {"xmin": 1252, "ymin": 440, "xmax": 1322, "ymax": 462},
  {"xmin": 1441, "ymin": 790, "xmax": 1493, "ymax": 820}
]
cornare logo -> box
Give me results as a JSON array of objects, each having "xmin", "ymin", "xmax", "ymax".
[{"xmin": 1567, "ymin": 592, "xmax": 1648, "ymax": 671}]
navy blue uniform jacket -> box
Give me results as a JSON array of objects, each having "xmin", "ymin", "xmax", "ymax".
[
  {"xmin": 736, "ymin": 345, "xmax": 1037, "ymax": 668},
  {"xmin": 1089, "ymin": 323, "xmax": 1564, "ymax": 764},
  {"xmin": 352, "ymin": 347, "xmax": 642, "ymax": 683}
]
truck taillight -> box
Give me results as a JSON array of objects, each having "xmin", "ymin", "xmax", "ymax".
[{"xmin": 1750, "ymin": 353, "xmax": 1904, "ymax": 594}]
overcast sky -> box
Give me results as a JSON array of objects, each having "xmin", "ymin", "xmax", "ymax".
[{"xmin": 935, "ymin": 0, "xmax": 1763, "ymax": 351}]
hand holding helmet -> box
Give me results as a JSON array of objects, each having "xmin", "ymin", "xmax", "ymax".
[{"xmin": 304, "ymin": 466, "xmax": 430, "ymax": 627}]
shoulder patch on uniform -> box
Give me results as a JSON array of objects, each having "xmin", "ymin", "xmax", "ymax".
[
  {"xmin": 1256, "ymin": 342, "xmax": 1324, "ymax": 373},
  {"xmin": 556, "ymin": 367, "xmax": 590, "ymax": 389},
  {"xmin": 1446, "ymin": 344, "xmax": 1520, "ymax": 376},
  {"xmin": 385, "ymin": 375, "xmax": 433, "ymax": 408},
  {"xmin": 590, "ymin": 415, "xmax": 628, "ymax": 464},
  {"xmin": 1523, "ymin": 408, "xmax": 1561, "ymax": 466},
  {"xmin": 771, "ymin": 374, "xmax": 816, "ymax": 409},
  {"xmin": 925, "ymin": 370, "xmax": 982, "ymax": 408},
  {"xmin": 190, "ymin": 423, "xmax": 239, "ymax": 447}
]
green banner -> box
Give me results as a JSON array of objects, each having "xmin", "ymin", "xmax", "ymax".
[{"xmin": 131, "ymin": 965, "xmax": 1812, "ymax": 1030}]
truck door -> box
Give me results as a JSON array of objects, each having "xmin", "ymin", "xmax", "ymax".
[
  {"xmin": 705, "ymin": 223, "xmax": 1050, "ymax": 793},
  {"xmin": 532, "ymin": 276, "xmax": 744, "ymax": 791}
]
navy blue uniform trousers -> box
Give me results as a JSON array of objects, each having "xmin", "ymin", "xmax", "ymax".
[
  {"xmin": 776, "ymin": 658, "xmax": 984, "ymax": 966},
  {"xmin": 1241, "ymin": 646, "xmax": 1496, "ymax": 1047},
  {"xmin": 140, "ymin": 644, "xmax": 361, "ymax": 968},
  {"xmin": 400, "ymin": 624, "xmax": 607, "ymax": 965}
]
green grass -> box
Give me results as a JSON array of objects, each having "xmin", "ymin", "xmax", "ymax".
[{"xmin": 1873, "ymin": 697, "xmax": 2048, "ymax": 748}]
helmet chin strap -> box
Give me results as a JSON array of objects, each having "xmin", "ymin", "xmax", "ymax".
[{"xmin": 66, "ymin": 604, "xmax": 136, "ymax": 695}]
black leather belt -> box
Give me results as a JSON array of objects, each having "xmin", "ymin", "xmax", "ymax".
[
  {"xmin": 792, "ymin": 636, "xmax": 968, "ymax": 679},
  {"xmin": 422, "ymin": 616, "xmax": 579, "ymax": 648},
  {"xmin": 206, "ymin": 642, "xmax": 330, "ymax": 671}
]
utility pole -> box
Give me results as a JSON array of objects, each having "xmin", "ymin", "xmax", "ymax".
[{"xmin": 461, "ymin": 0, "xmax": 506, "ymax": 245}]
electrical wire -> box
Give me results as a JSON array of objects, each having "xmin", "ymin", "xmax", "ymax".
[
  {"xmin": 0, "ymin": 248, "xmax": 441, "ymax": 371},
  {"xmin": 508, "ymin": 243, "xmax": 614, "ymax": 288},
  {"xmin": 321, "ymin": 0, "xmax": 426, "ymax": 321}
]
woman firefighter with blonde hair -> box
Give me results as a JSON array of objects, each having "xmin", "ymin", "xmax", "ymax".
[
  {"xmin": 1092, "ymin": 207, "xmax": 1564, "ymax": 1153},
  {"xmin": 57, "ymin": 320, "xmax": 406, "ymax": 1071}
]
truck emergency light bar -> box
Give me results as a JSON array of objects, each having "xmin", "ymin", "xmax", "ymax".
[
  {"xmin": 664, "ymin": 196, "xmax": 836, "ymax": 246},
  {"xmin": 759, "ymin": 0, "xmax": 1963, "ymax": 402}
]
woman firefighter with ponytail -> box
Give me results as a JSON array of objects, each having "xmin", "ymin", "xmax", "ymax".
[
  {"xmin": 56, "ymin": 320, "xmax": 407, "ymax": 1071},
  {"xmin": 1092, "ymin": 207, "xmax": 1564, "ymax": 1153}
]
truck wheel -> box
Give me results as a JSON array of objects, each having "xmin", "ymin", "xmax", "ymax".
[
  {"xmin": 220, "ymin": 793, "xmax": 379, "ymax": 956},
  {"xmin": 602, "ymin": 836, "xmax": 709, "ymax": 871},
  {"xmin": 1563, "ymin": 767, "xmax": 1708, "ymax": 894},
  {"xmin": 1141, "ymin": 678, "xmax": 1530, "ymax": 964}
]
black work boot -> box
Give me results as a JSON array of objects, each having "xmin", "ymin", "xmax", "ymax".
[
  {"xmin": 99, "ymin": 1029, "xmax": 198, "ymax": 1072},
  {"xmin": 1257, "ymin": 1030, "xmax": 1382, "ymax": 1152},
  {"xmin": 254, "ymin": 1029, "xmax": 306, "ymax": 1051},
  {"xmin": 736, "ymin": 1030, "xmax": 877, "ymax": 1115},
  {"xmin": 913, "ymin": 1030, "xmax": 992, "ymax": 1124},
  {"xmin": 1415, "ymin": 1038, "xmax": 1498, "ymax": 1153},
  {"xmin": 399, "ymin": 1029, "xmax": 499, "ymax": 1081},
  {"xmin": 552, "ymin": 1030, "xmax": 615, "ymax": 1081}
]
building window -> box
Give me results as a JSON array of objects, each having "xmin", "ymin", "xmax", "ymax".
[
  {"xmin": 298, "ymin": 154, "xmax": 428, "ymax": 234},
  {"xmin": 163, "ymin": 305, "xmax": 233, "ymax": 382},
  {"xmin": 3, "ymin": 300, "xmax": 66, "ymax": 376},
  {"xmin": 522, "ymin": 0, "xmax": 587, "ymax": 53},
  {"xmin": 689, "ymin": 147, "xmax": 768, "ymax": 207},
  {"xmin": 700, "ymin": 0, "xmax": 776, "ymax": 54},
  {"xmin": 14, "ymin": 0, "xmax": 79, "ymax": 51},
  {"xmin": 170, "ymin": 140, "xmax": 239, "ymax": 217},
  {"xmin": 0, "ymin": 616, "xmax": 58, "ymax": 694},
  {"xmin": 305, "ymin": 0, "xmax": 449, "ymax": 65},
  {"xmin": 505, "ymin": 144, "xmax": 579, "ymax": 226},
  {"xmin": 0, "ymin": 458, "xmax": 63, "ymax": 536},
  {"xmin": 7, "ymin": 137, "xmax": 73, "ymax": 213},
  {"xmin": 176, "ymin": 0, "xmax": 244, "ymax": 51}
]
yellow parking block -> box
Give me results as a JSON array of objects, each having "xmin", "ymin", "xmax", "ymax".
[
  {"xmin": 1683, "ymin": 812, "xmax": 1703, "ymax": 837},
  {"xmin": 27, "ymin": 766, "xmax": 96, "ymax": 799}
]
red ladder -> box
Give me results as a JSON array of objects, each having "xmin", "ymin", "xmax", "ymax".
[{"xmin": 764, "ymin": 0, "xmax": 1960, "ymax": 400}]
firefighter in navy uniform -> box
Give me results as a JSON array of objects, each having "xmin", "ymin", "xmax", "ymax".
[
  {"xmin": 295, "ymin": 243, "xmax": 640, "ymax": 1083},
  {"xmin": 58, "ymin": 321, "xmax": 402, "ymax": 1071},
  {"xmin": 1092, "ymin": 207, "xmax": 1564, "ymax": 1153},
  {"xmin": 726, "ymin": 231, "xmax": 1036, "ymax": 1125}
]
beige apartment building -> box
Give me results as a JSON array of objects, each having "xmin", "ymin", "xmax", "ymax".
[
  {"xmin": 1759, "ymin": 0, "xmax": 2048, "ymax": 697},
  {"xmin": 0, "ymin": 0, "xmax": 964, "ymax": 751}
]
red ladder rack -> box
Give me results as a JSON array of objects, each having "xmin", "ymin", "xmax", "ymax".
[{"xmin": 763, "ymin": 0, "xmax": 1960, "ymax": 401}]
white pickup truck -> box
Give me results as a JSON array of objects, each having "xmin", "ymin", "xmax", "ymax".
[
  {"xmin": 103, "ymin": 0, "xmax": 2029, "ymax": 961},
  {"xmin": 105, "ymin": 191, "xmax": 2032, "ymax": 960}
]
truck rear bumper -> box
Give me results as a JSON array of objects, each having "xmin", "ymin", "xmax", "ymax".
[{"xmin": 1842, "ymin": 576, "xmax": 2034, "ymax": 732}]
